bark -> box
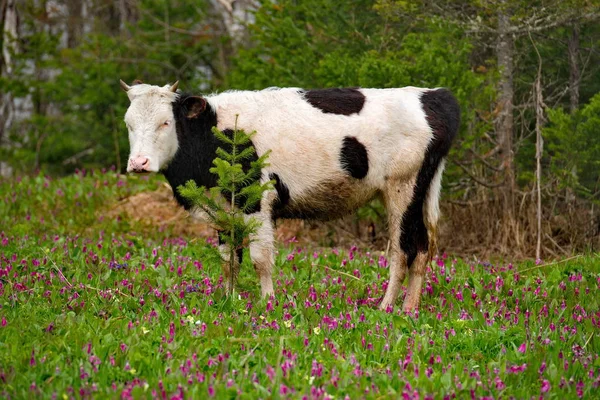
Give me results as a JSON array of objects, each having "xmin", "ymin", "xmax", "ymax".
[
  {"xmin": 32, "ymin": 1, "xmax": 49, "ymax": 117},
  {"xmin": 0, "ymin": 0, "xmax": 17, "ymax": 177},
  {"xmin": 1, "ymin": 0, "xmax": 17, "ymax": 142},
  {"xmin": 119, "ymin": 0, "xmax": 138, "ymax": 31},
  {"xmin": 92, "ymin": 0, "xmax": 120, "ymax": 34},
  {"xmin": 532, "ymin": 35, "xmax": 545, "ymax": 260},
  {"xmin": 568, "ymin": 25, "xmax": 580, "ymax": 113},
  {"xmin": 214, "ymin": 0, "xmax": 253, "ymax": 48},
  {"xmin": 495, "ymin": 2, "xmax": 516, "ymax": 221},
  {"xmin": 66, "ymin": 0, "xmax": 83, "ymax": 48}
]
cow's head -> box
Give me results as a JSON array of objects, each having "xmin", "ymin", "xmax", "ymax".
[{"xmin": 121, "ymin": 80, "xmax": 182, "ymax": 173}]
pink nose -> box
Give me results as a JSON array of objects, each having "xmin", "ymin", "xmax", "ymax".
[{"xmin": 130, "ymin": 156, "xmax": 150, "ymax": 172}]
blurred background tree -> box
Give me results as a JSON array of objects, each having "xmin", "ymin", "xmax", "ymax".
[{"xmin": 0, "ymin": 0, "xmax": 598, "ymax": 256}]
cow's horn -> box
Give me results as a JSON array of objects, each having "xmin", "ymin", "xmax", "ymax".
[
  {"xmin": 169, "ymin": 80, "xmax": 179, "ymax": 92},
  {"xmin": 119, "ymin": 79, "xmax": 131, "ymax": 92}
]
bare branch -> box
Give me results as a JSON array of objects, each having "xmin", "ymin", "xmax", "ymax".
[{"xmin": 452, "ymin": 160, "xmax": 504, "ymax": 188}]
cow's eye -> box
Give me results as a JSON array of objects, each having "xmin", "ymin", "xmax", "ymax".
[{"xmin": 163, "ymin": 120, "xmax": 171, "ymax": 127}]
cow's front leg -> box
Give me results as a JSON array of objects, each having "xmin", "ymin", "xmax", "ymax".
[
  {"xmin": 247, "ymin": 196, "xmax": 276, "ymax": 298},
  {"xmin": 248, "ymin": 214, "xmax": 275, "ymax": 298}
]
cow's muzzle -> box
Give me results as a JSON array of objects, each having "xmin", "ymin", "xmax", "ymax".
[{"xmin": 128, "ymin": 156, "xmax": 151, "ymax": 173}]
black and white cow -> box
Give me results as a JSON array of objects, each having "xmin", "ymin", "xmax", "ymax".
[{"xmin": 120, "ymin": 80, "xmax": 459, "ymax": 312}]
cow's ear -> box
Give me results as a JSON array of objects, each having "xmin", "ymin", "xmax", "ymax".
[{"xmin": 182, "ymin": 96, "xmax": 207, "ymax": 119}]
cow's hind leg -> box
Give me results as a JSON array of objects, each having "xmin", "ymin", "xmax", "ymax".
[
  {"xmin": 401, "ymin": 161, "xmax": 445, "ymax": 312},
  {"xmin": 401, "ymin": 88, "xmax": 460, "ymax": 311},
  {"xmin": 380, "ymin": 180, "xmax": 414, "ymax": 311}
]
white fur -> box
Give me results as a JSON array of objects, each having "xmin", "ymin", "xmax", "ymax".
[
  {"xmin": 425, "ymin": 159, "xmax": 445, "ymax": 229},
  {"xmin": 123, "ymin": 84, "xmax": 179, "ymax": 172}
]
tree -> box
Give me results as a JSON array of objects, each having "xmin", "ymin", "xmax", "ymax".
[
  {"xmin": 0, "ymin": 0, "xmax": 234, "ymax": 174},
  {"xmin": 178, "ymin": 122, "xmax": 272, "ymax": 295},
  {"xmin": 375, "ymin": 0, "xmax": 600, "ymax": 254},
  {"xmin": 0, "ymin": 0, "xmax": 18, "ymax": 147}
]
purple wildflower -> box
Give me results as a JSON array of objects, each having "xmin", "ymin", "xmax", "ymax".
[{"xmin": 541, "ymin": 379, "xmax": 550, "ymax": 393}]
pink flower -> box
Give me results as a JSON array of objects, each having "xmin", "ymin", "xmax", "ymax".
[
  {"xmin": 266, "ymin": 365, "xmax": 275, "ymax": 381},
  {"xmin": 1, "ymin": 316, "xmax": 6, "ymax": 327},
  {"xmin": 378, "ymin": 255, "xmax": 388, "ymax": 268},
  {"xmin": 279, "ymin": 384, "xmax": 290, "ymax": 395},
  {"xmin": 495, "ymin": 377, "xmax": 506, "ymax": 390},
  {"xmin": 518, "ymin": 342, "xmax": 527, "ymax": 353},
  {"xmin": 541, "ymin": 379, "xmax": 550, "ymax": 393}
]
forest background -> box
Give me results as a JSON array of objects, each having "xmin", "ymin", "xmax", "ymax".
[{"xmin": 1, "ymin": 0, "xmax": 599, "ymax": 259}]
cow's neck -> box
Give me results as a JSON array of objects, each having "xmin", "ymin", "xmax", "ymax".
[{"xmin": 163, "ymin": 98, "xmax": 220, "ymax": 210}]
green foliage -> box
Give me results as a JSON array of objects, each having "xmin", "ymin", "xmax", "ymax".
[
  {"xmin": 544, "ymin": 93, "xmax": 600, "ymax": 200},
  {"xmin": 230, "ymin": 0, "xmax": 382, "ymax": 89},
  {"xmin": 0, "ymin": 1, "xmax": 217, "ymax": 175},
  {"xmin": 177, "ymin": 121, "xmax": 272, "ymax": 293}
]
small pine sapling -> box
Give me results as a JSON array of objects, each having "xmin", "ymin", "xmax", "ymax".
[{"xmin": 178, "ymin": 116, "xmax": 272, "ymax": 296}]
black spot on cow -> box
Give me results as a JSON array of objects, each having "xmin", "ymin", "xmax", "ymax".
[
  {"xmin": 400, "ymin": 89, "xmax": 460, "ymax": 268},
  {"xmin": 164, "ymin": 94, "xmax": 261, "ymax": 214},
  {"xmin": 270, "ymin": 173, "xmax": 290, "ymax": 212},
  {"xmin": 340, "ymin": 136, "xmax": 369, "ymax": 179},
  {"xmin": 303, "ymin": 88, "xmax": 366, "ymax": 116}
]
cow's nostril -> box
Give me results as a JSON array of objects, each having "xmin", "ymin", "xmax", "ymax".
[{"xmin": 132, "ymin": 156, "xmax": 149, "ymax": 170}]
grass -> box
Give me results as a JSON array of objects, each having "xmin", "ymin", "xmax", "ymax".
[{"xmin": 0, "ymin": 170, "xmax": 599, "ymax": 399}]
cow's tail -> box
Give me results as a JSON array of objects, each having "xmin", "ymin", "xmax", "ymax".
[{"xmin": 424, "ymin": 159, "xmax": 446, "ymax": 259}]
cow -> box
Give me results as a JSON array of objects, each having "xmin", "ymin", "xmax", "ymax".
[{"xmin": 120, "ymin": 80, "xmax": 459, "ymax": 312}]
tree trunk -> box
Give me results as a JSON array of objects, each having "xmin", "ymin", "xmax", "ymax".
[
  {"xmin": 533, "ymin": 41, "xmax": 545, "ymax": 260},
  {"xmin": 119, "ymin": 0, "xmax": 138, "ymax": 32},
  {"xmin": 66, "ymin": 0, "xmax": 83, "ymax": 48},
  {"xmin": 0, "ymin": 0, "xmax": 17, "ymax": 141},
  {"xmin": 215, "ymin": 0, "xmax": 253, "ymax": 49},
  {"xmin": 568, "ymin": 25, "xmax": 580, "ymax": 113},
  {"xmin": 495, "ymin": 1, "xmax": 516, "ymax": 240},
  {"xmin": 0, "ymin": 0, "xmax": 17, "ymax": 177},
  {"xmin": 93, "ymin": 0, "xmax": 120, "ymax": 34}
]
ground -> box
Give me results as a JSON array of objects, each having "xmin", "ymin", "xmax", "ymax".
[{"xmin": 0, "ymin": 171, "xmax": 599, "ymax": 399}]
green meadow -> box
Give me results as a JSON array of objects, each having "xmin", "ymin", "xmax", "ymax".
[{"xmin": 0, "ymin": 172, "xmax": 598, "ymax": 399}]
